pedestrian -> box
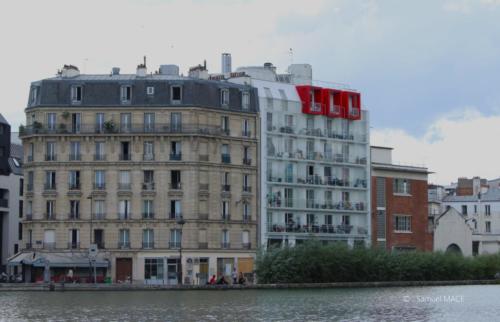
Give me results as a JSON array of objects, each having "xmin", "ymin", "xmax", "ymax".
[
  {"xmin": 238, "ymin": 272, "xmax": 246, "ymax": 285},
  {"xmin": 67, "ymin": 269, "xmax": 74, "ymax": 283},
  {"xmin": 209, "ymin": 274, "xmax": 216, "ymax": 285},
  {"xmin": 232, "ymin": 267, "xmax": 237, "ymax": 284}
]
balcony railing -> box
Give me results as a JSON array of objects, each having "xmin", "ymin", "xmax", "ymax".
[
  {"xmin": 27, "ymin": 156, "xmax": 34, "ymax": 162},
  {"xmin": 221, "ymin": 184, "xmax": 231, "ymax": 192},
  {"xmin": 25, "ymin": 213, "xmax": 33, "ymax": 221},
  {"xmin": 169, "ymin": 182, "xmax": 182, "ymax": 190},
  {"xmin": 267, "ymin": 198, "xmax": 366, "ymax": 211},
  {"xmin": 143, "ymin": 153, "xmax": 155, "ymax": 161},
  {"xmin": 142, "ymin": 212, "xmax": 155, "ymax": 219},
  {"xmin": 169, "ymin": 241, "xmax": 181, "ymax": 249},
  {"xmin": 68, "ymin": 242, "xmax": 80, "ymax": 249},
  {"xmin": 45, "ymin": 154, "xmax": 57, "ymax": 161},
  {"xmin": 27, "ymin": 184, "xmax": 33, "ymax": 192},
  {"xmin": 119, "ymin": 154, "xmax": 131, "ymax": 161},
  {"xmin": 118, "ymin": 213, "xmax": 131, "ymax": 220},
  {"xmin": 310, "ymin": 102, "xmax": 323, "ymax": 112},
  {"xmin": 222, "ymin": 214, "xmax": 231, "ymax": 221},
  {"xmin": 243, "ymin": 158, "xmax": 252, "ymax": 165},
  {"xmin": 69, "ymin": 154, "xmax": 81, "ymax": 161},
  {"xmin": 267, "ymin": 176, "xmax": 367, "ymax": 189},
  {"xmin": 243, "ymin": 186, "xmax": 252, "ymax": 193},
  {"xmin": 43, "ymin": 183, "xmax": 56, "ymax": 191},
  {"xmin": 118, "ymin": 183, "xmax": 131, "ymax": 190},
  {"xmin": 68, "ymin": 213, "xmax": 80, "ymax": 220},
  {"xmin": 267, "ymin": 151, "xmax": 367, "ymax": 166},
  {"xmin": 198, "ymin": 242, "xmax": 208, "ymax": 249},
  {"xmin": 242, "ymin": 243, "xmax": 251, "ymax": 249},
  {"xmin": 142, "ymin": 182, "xmax": 155, "ymax": 191},
  {"xmin": 268, "ymin": 224, "xmax": 367, "ymax": 235},
  {"xmin": 243, "ymin": 215, "xmax": 251, "ymax": 223},
  {"xmin": 169, "ymin": 153, "xmax": 182, "ymax": 161},
  {"xmin": 221, "ymin": 242, "xmax": 230, "ymax": 249},
  {"xmin": 94, "ymin": 154, "xmax": 106, "ymax": 161},
  {"xmin": 45, "ymin": 213, "xmax": 56, "ymax": 220},
  {"xmin": 93, "ymin": 183, "xmax": 106, "ymax": 190},
  {"xmin": 242, "ymin": 131, "xmax": 251, "ymax": 137},
  {"xmin": 68, "ymin": 183, "xmax": 81, "ymax": 190},
  {"xmin": 96, "ymin": 242, "xmax": 105, "ymax": 249},
  {"xmin": 267, "ymin": 125, "xmax": 367, "ymax": 142},
  {"xmin": 93, "ymin": 213, "xmax": 106, "ymax": 220},
  {"xmin": 169, "ymin": 213, "xmax": 182, "ymax": 220},
  {"xmin": 118, "ymin": 241, "xmax": 130, "ymax": 249},
  {"xmin": 142, "ymin": 241, "xmax": 154, "ymax": 249},
  {"xmin": 221, "ymin": 154, "xmax": 231, "ymax": 164},
  {"xmin": 20, "ymin": 123, "xmax": 246, "ymax": 137}
]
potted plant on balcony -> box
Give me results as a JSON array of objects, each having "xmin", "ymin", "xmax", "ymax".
[
  {"xmin": 104, "ymin": 120, "xmax": 115, "ymax": 133},
  {"xmin": 33, "ymin": 121, "xmax": 42, "ymax": 133}
]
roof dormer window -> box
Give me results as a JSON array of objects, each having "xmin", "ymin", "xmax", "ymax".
[
  {"xmin": 31, "ymin": 86, "xmax": 39, "ymax": 105},
  {"xmin": 242, "ymin": 91, "xmax": 250, "ymax": 110},
  {"xmin": 147, "ymin": 86, "xmax": 154, "ymax": 96},
  {"xmin": 121, "ymin": 85, "xmax": 132, "ymax": 104},
  {"xmin": 220, "ymin": 88, "xmax": 229, "ymax": 107},
  {"xmin": 170, "ymin": 85, "xmax": 182, "ymax": 104},
  {"xmin": 71, "ymin": 85, "xmax": 82, "ymax": 104}
]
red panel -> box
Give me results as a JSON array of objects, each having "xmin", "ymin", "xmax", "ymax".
[
  {"xmin": 321, "ymin": 88, "xmax": 344, "ymax": 118},
  {"xmin": 296, "ymin": 85, "xmax": 324, "ymax": 115},
  {"xmin": 341, "ymin": 91, "xmax": 361, "ymax": 120}
]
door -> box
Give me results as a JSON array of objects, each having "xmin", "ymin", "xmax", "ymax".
[
  {"xmin": 115, "ymin": 258, "xmax": 132, "ymax": 283},
  {"xmin": 199, "ymin": 258, "xmax": 209, "ymax": 285}
]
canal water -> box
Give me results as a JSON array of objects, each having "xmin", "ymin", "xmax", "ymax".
[{"xmin": 0, "ymin": 285, "xmax": 499, "ymax": 321}]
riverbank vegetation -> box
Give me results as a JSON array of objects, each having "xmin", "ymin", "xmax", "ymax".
[{"xmin": 256, "ymin": 242, "xmax": 500, "ymax": 283}]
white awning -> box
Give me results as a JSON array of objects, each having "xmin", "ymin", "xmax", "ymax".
[{"xmin": 8, "ymin": 251, "xmax": 110, "ymax": 268}]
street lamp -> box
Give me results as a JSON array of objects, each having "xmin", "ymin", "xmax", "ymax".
[{"xmin": 176, "ymin": 217, "xmax": 186, "ymax": 285}]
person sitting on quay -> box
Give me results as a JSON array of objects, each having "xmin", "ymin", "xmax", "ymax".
[
  {"xmin": 238, "ymin": 272, "xmax": 246, "ymax": 285},
  {"xmin": 209, "ymin": 275, "xmax": 217, "ymax": 285},
  {"xmin": 216, "ymin": 275, "xmax": 228, "ymax": 285}
]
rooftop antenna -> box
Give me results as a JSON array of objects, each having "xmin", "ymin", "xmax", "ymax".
[
  {"xmin": 143, "ymin": 56, "xmax": 147, "ymax": 67},
  {"xmin": 203, "ymin": 59, "xmax": 206, "ymax": 70},
  {"xmin": 289, "ymin": 48, "xmax": 294, "ymax": 65}
]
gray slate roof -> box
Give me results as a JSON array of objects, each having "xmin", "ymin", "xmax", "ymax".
[
  {"xmin": 443, "ymin": 188, "xmax": 500, "ymax": 202},
  {"xmin": 0, "ymin": 113, "xmax": 8, "ymax": 125}
]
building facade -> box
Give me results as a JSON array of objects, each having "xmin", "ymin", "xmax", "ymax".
[
  {"xmin": 371, "ymin": 146, "xmax": 432, "ymax": 251},
  {"xmin": 0, "ymin": 114, "xmax": 24, "ymax": 273},
  {"xmin": 15, "ymin": 64, "xmax": 259, "ymax": 284},
  {"xmin": 229, "ymin": 63, "xmax": 371, "ymax": 248}
]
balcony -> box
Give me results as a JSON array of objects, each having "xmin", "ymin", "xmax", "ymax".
[
  {"xmin": 199, "ymin": 154, "xmax": 209, "ymax": 162},
  {"xmin": 68, "ymin": 242, "xmax": 80, "ymax": 249},
  {"xmin": 118, "ymin": 213, "xmax": 131, "ymax": 220},
  {"xmin": 268, "ymin": 224, "xmax": 366, "ymax": 235},
  {"xmin": 45, "ymin": 213, "xmax": 57, "ymax": 220},
  {"xmin": 142, "ymin": 212, "xmax": 155, "ymax": 220},
  {"xmin": 118, "ymin": 241, "xmax": 130, "ymax": 249},
  {"xmin": 310, "ymin": 102, "xmax": 323, "ymax": 113},
  {"xmin": 169, "ymin": 241, "xmax": 181, "ymax": 249},
  {"xmin": 169, "ymin": 182, "xmax": 182, "ymax": 190},
  {"xmin": 142, "ymin": 241, "xmax": 154, "ymax": 249},
  {"xmin": 94, "ymin": 154, "xmax": 106, "ymax": 161},
  {"xmin": 45, "ymin": 154, "xmax": 57, "ymax": 161},
  {"xmin": 43, "ymin": 242, "xmax": 56, "ymax": 250},
  {"xmin": 198, "ymin": 242, "xmax": 208, "ymax": 249},
  {"xmin": 169, "ymin": 213, "xmax": 182, "ymax": 220},
  {"xmin": 222, "ymin": 214, "xmax": 231, "ymax": 221},
  {"xmin": 68, "ymin": 213, "xmax": 80, "ymax": 220},
  {"xmin": 267, "ymin": 176, "xmax": 367, "ymax": 189},
  {"xmin": 25, "ymin": 213, "xmax": 33, "ymax": 221},
  {"xmin": 69, "ymin": 154, "xmax": 81, "ymax": 161},
  {"xmin": 222, "ymin": 128, "xmax": 230, "ymax": 136},
  {"xmin": 199, "ymin": 184, "xmax": 209, "ymax": 191},
  {"xmin": 20, "ymin": 123, "xmax": 245, "ymax": 138},
  {"xmin": 27, "ymin": 155, "xmax": 34, "ymax": 162},
  {"xmin": 27, "ymin": 184, "xmax": 33, "ymax": 192},
  {"xmin": 221, "ymin": 154, "xmax": 231, "ymax": 164},
  {"xmin": 169, "ymin": 153, "xmax": 182, "ymax": 161},
  {"xmin": 198, "ymin": 213, "xmax": 209, "ymax": 220},
  {"xmin": 243, "ymin": 215, "xmax": 251, "ymax": 223},
  {"xmin": 242, "ymin": 131, "xmax": 251, "ymax": 137},
  {"xmin": 0, "ymin": 199, "xmax": 8, "ymax": 208},
  {"xmin": 243, "ymin": 186, "xmax": 252, "ymax": 193},
  {"xmin": 119, "ymin": 154, "xmax": 131, "ymax": 161},
  {"xmin": 93, "ymin": 183, "xmax": 106, "ymax": 190},
  {"xmin": 267, "ymin": 198, "xmax": 366, "ymax": 212},
  {"xmin": 118, "ymin": 183, "xmax": 131, "ymax": 190},
  {"xmin": 221, "ymin": 184, "xmax": 231, "ymax": 192},
  {"xmin": 242, "ymin": 243, "xmax": 251, "ymax": 250},
  {"xmin": 221, "ymin": 242, "xmax": 230, "ymax": 249},
  {"xmin": 93, "ymin": 213, "xmax": 106, "ymax": 220},
  {"xmin": 68, "ymin": 183, "xmax": 81, "ymax": 191},
  {"xmin": 143, "ymin": 153, "xmax": 155, "ymax": 161},
  {"xmin": 96, "ymin": 242, "xmax": 105, "ymax": 249},
  {"xmin": 142, "ymin": 182, "xmax": 155, "ymax": 191},
  {"xmin": 243, "ymin": 158, "xmax": 252, "ymax": 166}
]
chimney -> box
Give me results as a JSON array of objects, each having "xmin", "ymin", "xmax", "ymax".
[
  {"xmin": 61, "ymin": 65, "xmax": 80, "ymax": 78},
  {"xmin": 111, "ymin": 67, "xmax": 120, "ymax": 75},
  {"xmin": 136, "ymin": 56, "xmax": 147, "ymax": 77},
  {"xmin": 222, "ymin": 53, "xmax": 232, "ymax": 74}
]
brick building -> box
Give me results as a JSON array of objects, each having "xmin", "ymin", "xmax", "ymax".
[{"xmin": 371, "ymin": 146, "xmax": 432, "ymax": 251}]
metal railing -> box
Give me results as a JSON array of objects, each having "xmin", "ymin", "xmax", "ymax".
[
  {"xmin": 68, "ymin": 183, "xmax": 81, "ymax": 190},
  {"xmin": 169, "ymin": 213, "xmax": 183, "ymax": 220},
  {"xmin": 198, "ymin": 242, "xmax": 208, "ymax": 249},
  {"xmin": 93, "ymin": 183, "xmax": 106, "ymax": 190},
  {"xmin": 45, "ymin": 213, "xmax": 56, "ymax": 220},
  {"xmin": 143, "ymin": 153, "xmax": 155, "ymax": 161},
  {"xmin": 118, "ymin": 183, "xmax": 131, "ymax": 190},
  {"xmin": 68, "ymin": 242, "xmax": 80, "ymax": 249},
  {"xmin": 25, "ymin": 213, "xmax": 33, "ymax": 221},
  {"xmin": 142, "ymin": 241, "xmax": 154, "ymax": 249},
  {"xmin": 93, "ymin": 213, "xmax": 106, "ymax": 220},
  {"xmin": 119, "ymin": 154, "xmax": 131, "ymax": 161},
  {"xmin": 45, "ymin": 154, "xmax": 57, "ymax": 161},
  {"xmin": 169, "ymin": 182, "xmax": 182, "ymax": 190},
  {"xmin": 222, "ymin": 184, "xmax": 231, "ymax": 192},
  {"xmin": 243, "ymin": 186, "xmax": 252, "ymax": 193},
  {"xmin": 268, "ymin": 224, "xmax": 367, "ymax": 235},
  {"xmin": 169, "ymin": 153, "xmax": 182, "ymax": 161},
  {"xmin": 267, "ymin": 176, "xmax": 367, "ymax": 189},
  {"xmin": 242, "ymin": 243, "xmax": 251, "ymax": 249},
  {"xmin": 169, "ymin": 241, "xmax": 181, "ymax": 249},
  {"xmin": 69, "ymin": 154, "xmax": 81, "ymax": 161},
  {"xmin": 94, "ymin": 154, "xmax": 106, "ymax": 161},
  {"xmin": 118, "ymin": 213, "xmax": 131, "ymax": 220},
  {"xmin": 222, "ymin": 214, "xmax": 231, "ymax": 221},
  {"xmin": 43, "ymin": 242, "xmax": 56, "ymax": 250},
  {"xmin": 267, "ymin": 198, "xmax": 366, "ymax": 211},
  {"xmin": 221, "ymin": 154, "xmax": 231, "ymax": 163},
  {"xmin": 142, "ymin": 212, "xmax": 155, "ymax": 219},
  {"xmin": 242, "ymin": 131, "xmax": 252, "ymax": 137},
  {"xmin": 142, "ymin": 182, "xmax": 155, "ymax": 191},
  {"xmin": 118, "ymin": 241, "xmax": 130, "ymax": 249},
  {"xmin": 243, "ymin": 158, "xmax": 252, "ymax": 165},
  {"xmin": 221, "ymin": 242, "xmax": 231, "ymax": 249},
  {"xmin": 68, "ymin": 213, "xmax": 80, "ymax": 220}
]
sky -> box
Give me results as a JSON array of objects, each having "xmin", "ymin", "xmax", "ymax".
[{"xmin": 1, "ymin": 0, "xmax": 500, "ymax": 184}]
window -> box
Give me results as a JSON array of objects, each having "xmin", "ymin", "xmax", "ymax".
[
  {"xmin": 171, "ymin": 86, "xmax": 182, "ymax": 103},
  {"xmin": 47, "ymin": 113, "xmax": 56, "ymax": 131},
  {"xmin": 394, "ymin": 178, "xmax": 411, "ymax": 194},
  {"xmin": 243, "ymin": 174, "xmax": 250, "ymax": 191},
  {"xmin": 143, "ymin": 170, "xmax": 154, "ymax": 188},
  {"xmin": 485, "ymin": 205, "xmax": 491, "ymax": 216},
  {"xmin": 264, "ymin": 87, "xmax": 273, "ymax": 107},
  {"xmin": 170, "ymin": 141, "xmax": 181, "ymax": 160},
  {"xmin": 69, "ymin": 200, "xmax": 80, "ymax": 219},
  {"xmin": 486, "ymin": 221, "xmax": 491, "ymax": 233},
  {"xmin": 69, "ymin": 141, "xmax": 81, "ymax": 161},
  {"xmin": 119, "ymin": 200, "xmax": 131, "ymax": 219},
  {"xmin": 144, "ymin": 141, "xmax": 154, "ymax": 160},
  {"xmin": 120, "ymin": 113, "xmax": 131, "ymax": 132},
  {"xmin": 142, "ymin": 229, "xmax": 154, "ymax": 248},
  {"xmin": 266, "ymin": 112, "xmax": 273, "ymax": 131},
  {"xmin": 120, "ymin": 85, "xmax": 132, "ymax": 104},
  {"xmin": 71, "ymin": 85, "xmax": 82, "ymax": 104},
  {"xmin": 27, "ymin": 171, "xmax": 34, "ymax": 191},
  {"xmin": 171, "ymin": 170, "xmax": 181, "ymax": 189},
  {"xmin": 120, "ymin": 142, "xmax": 130, "ymax": 160},
  {"xmin": 171, "ymin": 112, "xmax": 182, "ymax": 132},
  {"xmin": 325, "ymin": 214, "xmax": 333, "ymax": 225},
  {"xmin": 94, "ymin": 200, "xmax": 105, "ymax": 220},
  {"xmin": 94, "ymin": 170, "xmax": 105, "ymax": 189},
  {"xmin": 143, "ymin": 200, "xmax": 154, "ymax": 219},
  {"xmin": 96, "ymin": 113, "xmax": 105, "ymax": 133},
  {"xmin": 71, "ymin": 113, "xmax": 81, "ymax": 133},
  {"xmin": 46, "ymin": 142, "xmax": 56, "ymax": 161},
  {"xmin": 144, "ymin": 113, "xmax": 155, "ymax": 132},
  {"xmin": 461, "ymin": 205, "xmax": 468, "ymax": 215},
  {"xmin": 220, "ymin": 88, "xmax": 229, "ymax": 107},
  {"xmin": 44, "ymin": 230, "xmax": 55, "ymax": 249},
  {"xmin": 222, "ymin": 229, "xmax": 230, "ymax": 248},
  {"xmin": 145, "ymin": 258, "xmax": 164, "ymax": 280},
  {"xmin": 119, "ymin": 229, "xmax": 130, "ymax": 248},
  {"xmin": 170, "ymin": 229, "xmax": 182, "ymax": 248},
  {"xmin": 46, "ymin": 200, "xmax": 56, "ymax": 219},
  {"xmin": 222, "ymin": 172, "xmax": 230, "ymax": 191},
  {"xmin": 95, "ymin": 142, "xmax": 105, "ymax": 160},
  {"xmin": 27, "ymin": 143, "xmax": 34, "ymax": 162},
  {"xmin": 222, "ymin": 201, "xmax": 230, "ymax": 220},
  {"xmin": 242, "ymin": 91, "xmax": 250, "ymax": 110},
  {"xmin": 18, "ymin": 223, "xmax": 23, "ymax": 240},
  {"xmin": 342, "ymin": 215, "xmax": 350, "ymax": 226},
  {"xmin": 19, "ymin": 178, "xmax": 24, "ymax": 196},
  {"xmin": 94, "ymin": 229, "xmax": 104, "ymax": 249},
  {"xmin": 68, "ymin": 170, "xmax": 80, "ymax": 190},
  {"xmin": 242, "ymin": 231, "xmax": 249, "ymax": 248},
  {"xmin": 119, "ymin": 171, "xmax": 131, "ymax": 190},
  {"xmin": 221, "ymin": 116, "xmax": 230, "ymax": 134},
  {"xmin": 243, "ymin": 202, "xmax": 250, "ymax": 221},
  {"xmin": 31, "ymin": 86, "xmax": 38, "ymax": 104},
  {"xmin": 279, "ymin": 89, "xmax": 288, "ymax": 110},
  {"xmin": 45, "ymin": 171, "xmax": 56, "ymax": 189},
  {"xmin": 221, "ymin": 144, "xmax": 230, "ymax": 163},
  {"xmin": 285, "ymin": 137, "xmax": 293, "ymax": 154},
  {"xmin": 394, "ymin": 215, "xmax": 412, "ymax": 232},
  {"xmin": 243, "ymin": 146, "xmax": 250, "ymax": 164},
  {"xmin": 146, "ymin": 86, "xmax": 155, "ymax": 95},
  {"xmin": 19, "ymin": 200, "xmax": 23, "ymax": 218},
  {"xmin": 242, "ymin": 119, "xmax": 250, "ymax": 137},
  {"xmin": 170, "ymin": 200, "xmax": 182, "ymax": 219}
]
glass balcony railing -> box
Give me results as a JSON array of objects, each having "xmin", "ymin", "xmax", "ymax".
[
  {"xmin": 267, "ymin": 198, "xmax": 366, "ymax": 211},
  {"xmin": 267, "ymin": 176, "xmax": 367, "ymax": 189},
  {"xmin": 268, "ymin": 223, "xmax": 368, "ymax": 235}
]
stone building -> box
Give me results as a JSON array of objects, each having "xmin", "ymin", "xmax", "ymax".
[{"xmin": 14, "ymin": 63, "xmax": 259, "ymax": 284}]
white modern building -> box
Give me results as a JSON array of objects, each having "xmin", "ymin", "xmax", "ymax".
[
  {"xmin": 0, "ymin": 114, "xmax": 24, "ymax": 273},
  {"xmin": 229, "ymin": 62, "xmax": 371, "ymax": 248}
]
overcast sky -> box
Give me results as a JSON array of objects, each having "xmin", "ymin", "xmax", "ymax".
[{"xmin": 1, "ymin": 0, "xmax": 500, "ymax": 184}]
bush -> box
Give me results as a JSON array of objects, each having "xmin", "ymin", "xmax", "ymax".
[{"xmin": 255, "ymin": 242, "xmax": 500, "ymax": 283}]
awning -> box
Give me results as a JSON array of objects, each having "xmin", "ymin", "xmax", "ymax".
[{"xmin": 8, "ymin": 251, "xmax": 110, "ymax": 268}]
